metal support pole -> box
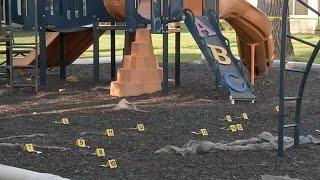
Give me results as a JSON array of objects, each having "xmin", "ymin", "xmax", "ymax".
[
  {"xmin": 294, "ymin": 40, "xmax": 320, "ymax": 147},
  {"xmin": 278, "ymin": 0, "xmax": 289, "ymax": 156},
  {"xmin": 162, "ymin": 0, "xmax": 169, "ymax": 92},
  {"xmin": 248, "ymin": 43, "xmax": 259, "ymax": 86},
  {"xmin": 59, "ymin": 33, "xmax": 66, "ymax": 80},
  {"xmin": 39, "ymin": 26, "xmax": 47, "ymax": 88},
  {"xmin": 124, "ymin": 31, "xmax": 135, "ymax": 55},
  {"xmin": 93, "ymin": 21, "xmax": 99, "ymax": 83},
  {"xmin": 175, "ymin": 31, "xmax": 181, "ymax": 87},
  {"xmin": 111, "ymin": 23, "xmax": 116, "ymax": 81},
  {"xmin": 5, "ymin": 0, "xmax": 10, "ymax": 75}
]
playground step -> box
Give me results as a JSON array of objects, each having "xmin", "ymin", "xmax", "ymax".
[
  {"xmin": 284, "ymin": 97, "xmax": 300, "ymax": 101},
  {"xmin": 285, "ymin": 68, "xmax": 305, "ymax": 73},
  {"xmin": 135, "ymin": 28, "xmax": 152, "ymax": 43},
  {"xmin": 117, "ymin": 68, "xmax": 163, "ymax": 83},
  {"xmin": 110, "ymin": 81, "xmax": 162, "ymax": 97},
  {"xmin": 283, "ymin": 124, "xmax": 298, "ymax": 128},
  {"xmin": 131, "ymin": 42, "xmax": 154, "ymax": 57},
  {"xmin": 122, "ymin": 55, "xmax": 158, "ymax": 70}
]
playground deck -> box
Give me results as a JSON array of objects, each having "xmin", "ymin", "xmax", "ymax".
[{"xmin": 0, "ymin": 63, "xmax": 320, "ymax": 179}]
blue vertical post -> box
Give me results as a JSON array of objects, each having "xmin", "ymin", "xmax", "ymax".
[
  {"xmin": 59, "ymin": 33, "xmax": 66, "ymax": 80},
  {"xmin": 39, "ymin": 26, "xmax": 47, "ymax": 87},
  {"xmin": 278, "ymin": 0, "xmax": 289, "ymax": 156},
  {"xmin": 162, "ymin": 0, "xmax": 169, "ymax": 92},
  {"xmin": 175, "ymin": 31, "xmax": 180, "ymax": 87},
  {"xmin": 5, "ymin": 1, "xmax": 10, "ymax": 74},
  {"xmin": 111, "ymin": 23, "xmax": 116, "ymax": 80},
  {"xmin": 37, "ymin": 0, "xmax": 47, "ymax": 88},
  {"xmin": 93, "ymin": 21, "xmax": 99, "ymax": 83}
]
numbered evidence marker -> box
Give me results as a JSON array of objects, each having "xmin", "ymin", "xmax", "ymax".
[
  {"xmin": 59, "ymin": 118, "xmax": 70, "ymax": 125},
  {"xmin": 228, "ymin": 124, "xmax": 244, "ymax": 132},
  {"xmin": 104, "ymin": 129, "xmax": 115, "ymax": 137},
  {"xmin": 23, "ymin": 144, "xmax": 42, "ymax": 154},
  {"xmin": 229, "ymin": 125, "xmax": 238, "ymax": 132},
  {"xmin": 23, "ymin": 144, "xmax": 35, "ymax": 153},
  {"xmin": 199, "ymin": 129, "xmax": 209, "ymax": 136},
  {"xmin": 274, "ymin": 106, "xmax": 280, "ymax": 113},
  {"xmin": 93, "ymin": 148, "xmax": 106, "ymax": 157},
  {"xmin": 107, "ymin": 159, "xmax": 118, "ymax": 169},
  {"xmin": 236, "ymin": 124, "xmax": 244, "ymax": 131},
  {"xmin": 136, "ymin": 124, "xmax": 145, "ymax": 132},
  {"xmin": 241, "ymin": 113, "xmax": 249, "ymax": 120},
  {"xmin": 101, "ymin": 159, "xmax": 118, "ymax": 169},
  {"xmin": 225, "ymin": 115, "xmax": 232, "ymax": 122},
  {"xmin": 76, "ymin": 138, "xmax": 89, "ymax": 148}
]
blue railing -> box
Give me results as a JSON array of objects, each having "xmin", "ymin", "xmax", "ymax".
[{"xmin": 8, "ymin": 0, "xmax": 183, "ymax": 31}]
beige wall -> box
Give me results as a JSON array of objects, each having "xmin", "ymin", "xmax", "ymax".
[{"xmin": 247, "ymin": 0, "xmax": 319, "ymax": 34}]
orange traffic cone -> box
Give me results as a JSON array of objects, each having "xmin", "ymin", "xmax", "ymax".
[{"xmin": 110, "ymin": 29, "xmax": 163, "ymax": 97}]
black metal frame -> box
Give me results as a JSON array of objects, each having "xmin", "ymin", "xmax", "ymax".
[{"xmin": 278, "ymin": 0, "xmax": 320, "ymax": 156}]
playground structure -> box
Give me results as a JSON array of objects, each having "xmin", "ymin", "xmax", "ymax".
[
  {"xmin": 0, "ymin": 0, "xmax": 275, "ymax": 103},
  {"xmin": 0, "ymin": 0, "xmax": 318, "ymax": 157}
]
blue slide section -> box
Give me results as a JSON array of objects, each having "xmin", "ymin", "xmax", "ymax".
[{"xmin": 184, "ymin": 10, "xmax": 255, "ymax": 102}]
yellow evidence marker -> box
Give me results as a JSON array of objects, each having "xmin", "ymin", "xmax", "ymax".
[
  {"xmin": 236, "ymin": 124, "xmax": 244, "ymax": 131},
  {"xmin": 59, "ymin": 118, "xmax": 70, "ymax": 125},
  {"xmin": 75, "ymin": 138, "xmax": 89, "ymax": 148},
  {"xmin": 107, "ymin": 159, "xmax": 118, "ymax": 169},
  {"xmin": 199, "ymin": 129, "xmax": 209, "ymax": 136},
  {"xmin": 23, "ymin": 144, "xmax": 35, "ymax": 153},
  {"xmin": 93, "ymin": 148, "xmax": 106, "ymax": 157},
  {"xmin": 136, "ymin": 124, "xmax": 145, "ymax": 132},
  {"xmin": 230, "ymin": 125, "xmax": 238, "ymax": 132},
  {"xmin": 104, "ymin": 129, "xmax": 115, "ymax": 137},
  {"xmin": 241, "ymin": 113, "xmax": 249, "ymax": 120},
  {"xmin": 224, "ymin": 115, "xmax": 232, "ymax": 122},
  {"xmin": 101, "ymin": 159, "xmax": 118, "ymax": 169},
  {"xmin": 274, "ymin": 106, "xmax": 280, "ymax": 113}
]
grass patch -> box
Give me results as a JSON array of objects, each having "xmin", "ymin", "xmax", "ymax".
[{"xmin": 1, "ymin": 28, "xmax": 319, "ymax": 64}]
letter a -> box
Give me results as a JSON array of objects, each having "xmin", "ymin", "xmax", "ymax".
[
  {"xmin": 207, "ymin": 45, "xmax": 231, "ymax": 65},
  {"xmin": 195, "ymin": 18, "xmax": 216, "ymax": 37}
]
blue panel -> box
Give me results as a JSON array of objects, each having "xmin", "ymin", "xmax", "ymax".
[
  {"xmin": 151, "ymin": 0, "xmax": 161, "ymax": 33},
  {"xmin": 184, "ymin": 9, "xmax": 254, "ymax": 101},
  {"xmin": 23, "ymin": 0, "xmax": 37, "ymax": 31}
]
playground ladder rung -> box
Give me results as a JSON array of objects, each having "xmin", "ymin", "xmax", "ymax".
[
  {"xmin": 283, "ymin": 124, "xmax": 298, "ymax": 128},
  {"xmin": 12, "ymin": 65, "xmax": 37, "ymax": 69},
  {"xmin": 285, "ymin": 68, "xmax": 305, "ymax": 73},
  {"xmin": 10, "ymin": 84, "xmax": 37, "ymax": 88},
  {"xmin": 284, "ymin": 97, "xmax": 300, "ymax": 101},
  {"xmin": 287, "ymin": 34, "xmax": 317, "ymax": 48}
]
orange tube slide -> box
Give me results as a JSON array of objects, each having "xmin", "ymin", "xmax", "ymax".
[
  {"xmin": 103, "ymin": 0, "xmax": 151, "ymax": 20},
  {"xmin": 184, "ymin": 0, "xmax": 275, "ymax": 76}
]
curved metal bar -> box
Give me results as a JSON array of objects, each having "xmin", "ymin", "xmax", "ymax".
[{"xmin": 294, "ymin": 40, "xmax": 320, "ymax": 147}]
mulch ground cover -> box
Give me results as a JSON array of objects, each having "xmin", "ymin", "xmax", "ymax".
[{"xmin": 0, "ymin": 63, "xmax": 320, "ymax": 180}]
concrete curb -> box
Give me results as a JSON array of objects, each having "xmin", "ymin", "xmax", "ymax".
[{"xmin": 272, "ymin": 60, "xmax": 320, "ymax": 69}]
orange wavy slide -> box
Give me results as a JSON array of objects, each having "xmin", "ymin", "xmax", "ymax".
[
  {"xmin": 184, "ymin": 0, "xmax": 275, "ymax": 76},
  {"xmin": 13, "ymin": 29, "xmax": 97, "ymax": 67}
]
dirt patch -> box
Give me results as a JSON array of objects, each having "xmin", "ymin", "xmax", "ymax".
[{"xmin": 0, "ymin": 63, "xmax": 320, "ymax": 179}]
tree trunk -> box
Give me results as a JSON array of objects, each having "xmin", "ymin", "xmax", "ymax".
[{"xmin": 258, "ymin": 0, "xmax": 295, "ymax": 60}]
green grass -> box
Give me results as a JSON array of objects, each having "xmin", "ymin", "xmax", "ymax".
[{"xmin": 1, "ymin": 27, "xmax": 319, "ymax": 64}]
